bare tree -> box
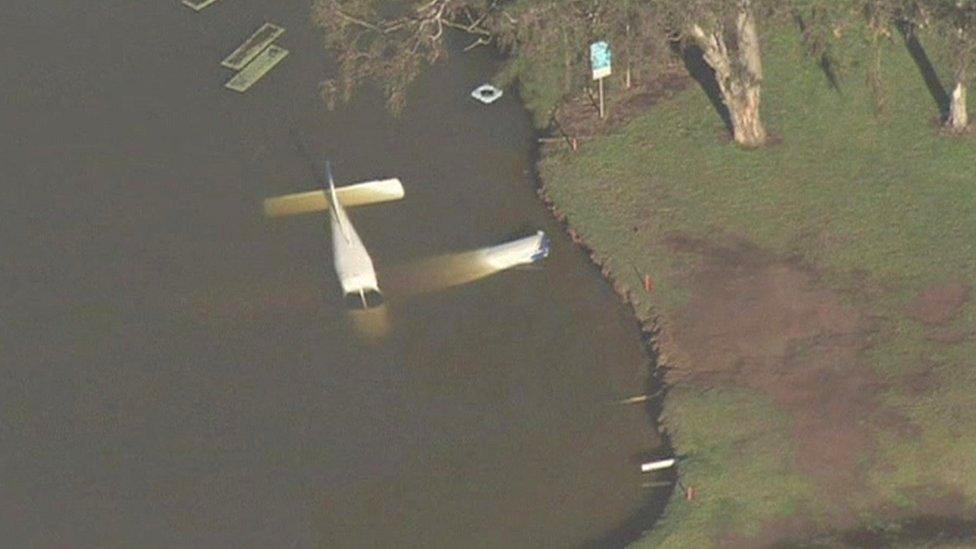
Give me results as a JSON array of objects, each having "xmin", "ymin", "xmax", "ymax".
[
  {"xmin": 791, "ymin": 1, "xmax": 862, "ymax": 92},
  {"xmin": 314, "ymin": 0, "xmax": 665, "ymax": 127},
  {"xmin": 313, "ymin": 0, "xmax": 497, "ymax": 113},
  {"xmin": 862, "ymin": 0, "xmax": 905, "ymax": 113},
  {"xmin": 793, "ymin": 0, "xmax": 909, "ymax": 115},
  {"xmin": 654, "ymin": 0, "xmax": 771, "ymax": 147}
]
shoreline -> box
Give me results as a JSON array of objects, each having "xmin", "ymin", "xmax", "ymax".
[
  {"xmin": 534, "ymin": 143, "xmax": 976, "ymax": 547},
  {"xmin": 525, "ymin": 27, "xmax": 976, "ymax": 544},
  {"xmin": 531, "ymin": 161, "xmax": 678, "ymax": 546},
  {"xmin": 537, "ymin": 153, "xmax": 976, "ymax": 547}
]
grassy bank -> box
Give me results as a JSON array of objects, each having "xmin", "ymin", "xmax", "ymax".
[{"xmin": 536, "ymin": 26, "xmax": 976, "ymax": 546}]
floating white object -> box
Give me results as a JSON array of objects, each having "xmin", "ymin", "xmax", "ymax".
[
  {"xmin": 471, "ymin": 84, "xmax": 503, "ymax": 104},
  {"xmin": 641, "ymin": 458, "xmax": 676, "ymax": 473},
  {"xmin": 479, "ymin": 231, "xmax": 551, "ymax": 271}
]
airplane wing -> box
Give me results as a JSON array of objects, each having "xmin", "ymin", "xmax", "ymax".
[
  {"xmin": 334, "ymin": 178, "xmax": 404, "ymax": 207},
  {"xmin": 385, "ymin": 231, "xmax": 551, "ymax": 296},
  {"xmin": 479, "ymin": 231, "xmax": 551, "ymax": 270},
  {"xmin": 263, "ymin": 190, "xmax": 329, "ymax": 217},
  {"xmin": 263, "ymin": 178, "xmax": 404, "ymax": 218}
]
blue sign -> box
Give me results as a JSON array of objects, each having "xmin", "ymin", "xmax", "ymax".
[{"xmin": 590, "ymin": 41, "xmax": 612, "ymax": 80}]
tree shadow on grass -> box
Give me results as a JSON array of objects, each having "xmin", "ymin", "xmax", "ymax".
[
  {"xmin": 793, "ymin": 13, "xmax": 842, "ymax": 93},
  {"xmin": 673, "ymin": 42, "xmax": 734, "ymax": 135},
  {"xmin": 897, "ymin": 21, "xmax": 950, "ymax": 122}
]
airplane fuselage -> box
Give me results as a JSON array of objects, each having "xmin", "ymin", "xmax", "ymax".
[{"xmin": 329, "ymin": 197, "xmax": 379, "ymax": 299}]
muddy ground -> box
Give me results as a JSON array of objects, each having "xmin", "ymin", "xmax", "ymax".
[
  {"xmin": 663, "ymin": 235, "xmax": 878, "ymax": 506},
  {"xmin": 541, "ymin": 64, "xmax": 691, "ymax": 153},
  {"xmin": 652, "ymin": 234, "xmax": 973, "ymax": 547},
  {"xmin": 538, "ymin": 55, "xmax": 976, "ymax": 546}
]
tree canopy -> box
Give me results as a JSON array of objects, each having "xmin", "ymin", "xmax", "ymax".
[{"xmin": 313, "ymin": 0, "xmax": 976, "ymax": 140}]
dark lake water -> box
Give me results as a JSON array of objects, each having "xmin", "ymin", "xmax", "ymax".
[{"xmin": 1, "ymin": 1, "xmax": 666, "ymax": 546}]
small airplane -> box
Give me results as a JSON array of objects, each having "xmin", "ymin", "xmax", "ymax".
[{"xmin": 264, "ymin": 161, "xmax": 551, "ymax": 309}]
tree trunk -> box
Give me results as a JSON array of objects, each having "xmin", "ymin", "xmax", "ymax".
[
  {"xmin": 562, "ymin": 28, "xmax": 572, "ymax": 95},
  {"xmin": 727, "ymin": 84, "xmax": 765, "ymax": 145},
  {"xmin": 689, "ymin": 1, "xmax": 767, "ymax": 147},
  {"xmin": 948, "ymin": 80, "xmax": 968, "ymax": 130},
  {"xmin": 946, "ymin": 25, "xmax": 971, "ymax": 132},
  {"xmin": 625, "ymin": 22, "xmax": 632, "ymax": 89},
  {"xmin": 947, "ymin": 59, "xmax": 968, "ymax": 132}
]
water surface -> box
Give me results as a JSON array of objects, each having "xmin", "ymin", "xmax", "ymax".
[{"xmin": 1, "ymin": 1, "xmax": 665, "ymax": 546}]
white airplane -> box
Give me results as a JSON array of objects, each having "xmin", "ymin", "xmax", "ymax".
[{"xmin": 263, "ymin": 161, "xmax": 551, "ymax": 309}]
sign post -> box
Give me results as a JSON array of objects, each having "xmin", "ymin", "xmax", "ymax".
[{"xmin": 590, "ymin": 41, "xmax": 612, "ymax": 119}]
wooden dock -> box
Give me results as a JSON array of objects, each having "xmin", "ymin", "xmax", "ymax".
[
  {"xmin": 181, "ymin": 0, "xmax": 222, "ymax": 12},
  {"xmin": 221, "ymin": 23, "xmax": 285, "ymax": 71},
  {"xmin": 224, "ymin": 45, "xmax": 289, "ymax": 93}
]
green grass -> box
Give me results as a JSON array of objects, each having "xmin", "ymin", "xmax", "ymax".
[
  {"xmin": 641, "ymin": 387, "xmax": 813, "ymax": 547},
  {"xmin": 536, "ymin": 24, "xmax": 976, "ymax": 545}
]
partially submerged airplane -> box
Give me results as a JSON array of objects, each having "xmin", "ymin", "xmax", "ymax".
[
  {"xmin": 481, "ymin": 230, "xmax": 551, "ymax": 270},
  {"xmin": 264, "ymin": 161, "xmax": 402, "ymax": 308},
  {"xmin": 264, "ymin": 161, "xmax": 551, "ymax": 309}
]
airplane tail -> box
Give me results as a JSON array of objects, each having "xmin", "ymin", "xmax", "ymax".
[
  {"xmin": 262, "ymin": 161, "xmax": 404, "ymax": 218},
  {"xmin": 324, "ymin": 160, "xmax": 352, "ymax": 243},
  {"xmin": 325, "ymin": 160, "xmax": 340, "ymax": 211}
]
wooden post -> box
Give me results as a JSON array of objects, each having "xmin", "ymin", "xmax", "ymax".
[
  {"xmin": 598, "ymin": 77, "xmax": 605, "ymax": 119},
  {"xmin": 625, "ymin": 22, "xmax": 632, "ymax": 89},
  {"xmin": 643, "ymin": 274, "xmax": 654, "ymax": 293}
]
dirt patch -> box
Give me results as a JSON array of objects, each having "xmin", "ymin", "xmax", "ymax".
[
  {"xmin": 723, "ymin": 514, "xmax": 820, "ymax": 549},
  {"xmin": 659, "ymin": 234, "xmax": 897, "ymax": 527},
  {"xmin": 900, "ymin": 368, "xmax": 937, "ymax": 397},
  {"xmin": 925, "ymin": 327, "xmax": 972, "ymax": 344},
  {"xmin": 540, "ymin": 64, "xmax": 690, "ymax": 154},
  {"xmin": 906, "ymin": 282, "xmax": 970, "ymax": 325}
]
